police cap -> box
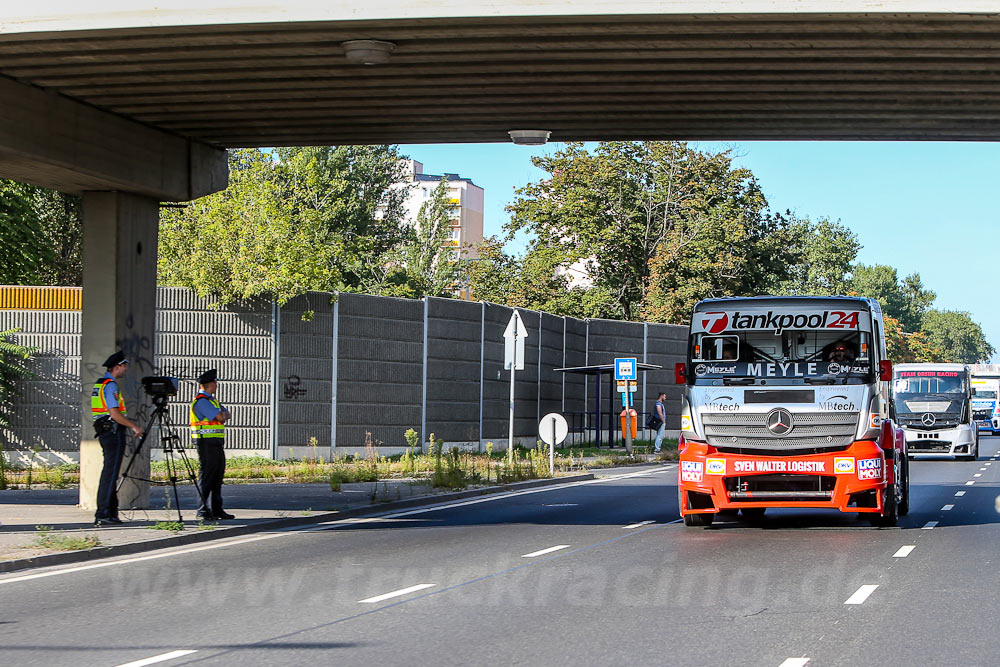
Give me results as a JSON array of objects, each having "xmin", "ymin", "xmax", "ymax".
[
  {"xmin": 198, "ymin": 369, "xmax": 218, "ymax": 385},
  {"xmin": 102, "ymin": 351, "xmax": 128, "ymax": 369}
]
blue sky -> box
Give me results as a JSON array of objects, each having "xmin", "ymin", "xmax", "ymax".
[{"xmin": 399, "ymin": 141, "xmax": 998, "ymax": 355}]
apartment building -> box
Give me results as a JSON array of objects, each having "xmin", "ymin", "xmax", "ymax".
[{"xmin": 401, "ymin": 160, "xmax": 484, "ymax": 259}]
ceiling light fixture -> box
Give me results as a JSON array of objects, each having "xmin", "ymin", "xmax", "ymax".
[
  {"xmin": 508, "ymin": 130, "xmax": 551, "ymax": 145},
  {"xmin": 342, "ymin": 39, "xmax": 396, "ymax": 65}
]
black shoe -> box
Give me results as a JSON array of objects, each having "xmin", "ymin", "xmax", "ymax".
[
  {"xmin": 196, "ymin": 512, "xmax": 218, "ymax": 521},
  {"xmin": 215, "ymin": 512, "xmax": 235, "ymax": 520},
  {"xmin": 94, "ymin": 517, "xmax": 115, "ymax": 526},
  {"xmin": 106, "ymin": 516, "xmax": 123, "ymax": 525}
]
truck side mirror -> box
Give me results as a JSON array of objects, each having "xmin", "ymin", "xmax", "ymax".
[
  {"xmin": 674, "ymin": 362, "xmax": 687, "ymax": 384},
  {"xmin": 879, "ymin": 360, "xmax": 892, "ymax": 381}
]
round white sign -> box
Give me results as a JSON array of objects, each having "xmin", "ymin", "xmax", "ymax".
[{"xmin": 538, "ymin": 412, "xmax": 569, "ymax": 446}]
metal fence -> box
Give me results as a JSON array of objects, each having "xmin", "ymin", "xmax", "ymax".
[{"xmin": 1, "ymin": 288, "xmax": 687, "ymax": 461}]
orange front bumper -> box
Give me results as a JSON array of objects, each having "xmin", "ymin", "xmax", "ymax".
[{"xmin": 678, "ymin": 440, "xmax": 888, "ymax": 515}]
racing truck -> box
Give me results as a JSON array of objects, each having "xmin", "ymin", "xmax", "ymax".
[
  {"xmin": 971, "ymin": 377, "xmax": 1000, "ymax": 436},
  {"xmin": 677, "ymin": 296, "xmax": 909, "ymax": 527},
  {"xmin": 893, "ymin": 364, "xmax": 978, "ymax": 459}
]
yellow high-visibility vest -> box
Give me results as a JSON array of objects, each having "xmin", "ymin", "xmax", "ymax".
[
  {"xmin": 190, "ymin": 393, "xmax": 225, "ymax": 440},
  {"xmin": 91, "ymin": 378, "xmax": 126, "ymax": 421}
]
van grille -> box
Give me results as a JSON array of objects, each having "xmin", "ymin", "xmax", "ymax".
[{"xmin": 702, "ymin": 412, "xmax": 858, "ymax": 452}]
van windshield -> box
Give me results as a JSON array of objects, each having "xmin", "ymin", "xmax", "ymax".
[{"xmin": 690, "ymin": 329, "xmax": 873, "ymax": 383}]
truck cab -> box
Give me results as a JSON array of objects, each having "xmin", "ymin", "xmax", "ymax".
[
  {"xmin": 971, "ymin": 377, "xmax": 1000, "ymax": 436},
  {"xmin": 677, "ymin": 296, "xmax": 908, "ymax": 527},
  {"xmin": 893, "ymin": 364, "xmax": 978, "ymax": 459}
]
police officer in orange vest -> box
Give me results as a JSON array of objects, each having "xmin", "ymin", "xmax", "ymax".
[
  {"xmin": 191, "ymin": 369, "xmax": 234, "ymax": 520},
  {"xmin": 91, "ymin": 350, "xmax": 143, "ymax": 526}
]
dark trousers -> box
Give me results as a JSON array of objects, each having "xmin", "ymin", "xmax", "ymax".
[
  {"xmin": 196, "ymin": 440, "xmax": 226, "ymax": 516},
  {"xmin": 96, "ymin": 428, "xmax": 125, "ymax": 519}
]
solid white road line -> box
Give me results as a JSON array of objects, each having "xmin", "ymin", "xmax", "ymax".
[
  {"xmin": 942, "ymin": 504, "xmax": 954, "ymax": 511},
  {"xmin": 966, "ymin": 481, "xmax": 976, "ymax": 486},
  {"xmin": 522, "ymin": 545, "xmax": 571, "ymax": 558},
  {"xmin": 623, "ymin": 520, "xmax": 655, "ymax": 529},
  {"xmin": 845, "ymin": 584, "xmax": 879, "ymax": 605},
  {"xmin": 778, "ymin": 659, "xmax": 810, "ymax": 667},
  {"xmin": 0, "ymin": 467, "xmax": 664, "ymax": 585},
  {"xmin": 358, "ymin": 584, "xmax": 435, "ymax": 604},
  {"xmin": 0, "ymin": 533, "xmax": 285, "ymax": 586},
  {"xmin": 922, "ymin": 521, "xmax": 939, "ymax": 529},
  {"xmin": 956, "ymin": 491, "xmax": 967, "ymax": 496},
  {"xmin": 115, "ymin": 650, "xmax": 198, "ymax": 667},
  {"xmin": 893, "ymin": 545, "xmax": 916, "ymax": 558}
]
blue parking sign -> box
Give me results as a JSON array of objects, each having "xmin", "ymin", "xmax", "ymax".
[{"xmin": 614, "ymin": 357, "xmax": 637, "ymax": 381}]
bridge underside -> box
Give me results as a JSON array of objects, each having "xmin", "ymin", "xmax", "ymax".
[{"xmin": 5, "ymin": 12, "xmax": 1000, "ymax": 147}]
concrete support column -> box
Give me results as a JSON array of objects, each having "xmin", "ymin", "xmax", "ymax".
[{"xmin": 79, "ymin": 192, "xmax": 159, "ymax": 511}]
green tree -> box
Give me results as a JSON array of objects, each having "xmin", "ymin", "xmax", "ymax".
[
  {"xmin": 776, "ymin": 215, "xmax": 860, "ymax": 296},
  {"xmin": 0, "ymin": 329, "xmax": 35, "ymax": 428},
  {"xmin": 507, "ymin": 141, "xmax": 780, "ymax": 322},
  {"xmin": 159, "ymin": 146, "xmax": 410, "ymax": 304},
  {"xmin": 396, "ymin": 178, "xmax": 465, "ymax": 298},
  {"xmin": 848, "ymin": 264, "xmax": 935, "ymax": 332},
  {"xmin": 0, "ymin": 181, "xmax": 82, "ymax": 286},
  {"xmin": 919, "ymin": 309, "xmax": 994, "ymax": 363}
]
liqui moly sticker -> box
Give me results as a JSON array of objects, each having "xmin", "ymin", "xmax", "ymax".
[
  {"xmin": 693, "ymin": 309, "xmax": 870, "ymax": 334},
  {"xmin": 834, "ymin": 457, "xmax": 856, "ymax": 474},
  {"xmin": 857, "ymin": 458, "xmax": 883, "ymax": 480}
]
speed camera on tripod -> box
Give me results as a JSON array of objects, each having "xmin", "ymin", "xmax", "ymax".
[{"xmin": 142, "ymin": 376, "xmax": 178, "ymax": 399}]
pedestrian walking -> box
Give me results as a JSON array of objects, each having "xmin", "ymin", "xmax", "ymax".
[
  {"xmin": 90, "ymin": 350, "xmax": 143, "ymax": 526},
  {"xmin": 649, "ymin": 391, "xmax": 667, "ymax": 453},
  {"xmin": 190, "ymin": 369, "xmax": 234, "ymax": 520}
]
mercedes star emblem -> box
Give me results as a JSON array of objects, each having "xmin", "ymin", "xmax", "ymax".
[
  {"xmin": 921, "ymin": 412, "xmax": 936, "ymax": 426},
  {"xmin": 766, "ymin": 408, "xmax": 794, "ymax": 435}
]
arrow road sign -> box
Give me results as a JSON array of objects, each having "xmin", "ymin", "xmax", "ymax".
[{"xmin": 504, "ymin": 310, "xmax": 527, "ymax": 371}]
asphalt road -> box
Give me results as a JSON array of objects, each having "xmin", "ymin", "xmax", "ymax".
[{"xmin": 4, "ymin": 439, "xmax": 1000, "ymax": 667}]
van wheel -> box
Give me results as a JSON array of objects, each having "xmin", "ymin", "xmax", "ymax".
[{"xmin": 683, "ymin": 512, "xmax": 714, "ymax": 527}]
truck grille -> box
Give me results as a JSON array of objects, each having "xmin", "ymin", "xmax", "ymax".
[
  {"xmin": 724, "ymin": 474, "xmax": 836, "ymax": 501},
  {"xmin": 702, "ymin": 412, "xmax": 858, "ymax": 452}
]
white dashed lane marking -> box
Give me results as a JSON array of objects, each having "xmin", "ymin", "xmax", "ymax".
[
  {"xmin": 115, "ymin": 650, "xmax": 198, "ymax": 667},
  {"xmin": 845, "ymin": 584, "xmax": 879, "ymax": 605},
  {"xmin": 778, "ymin": 659, "xmax": 810, "ymax": 667},
  {"xmin": 966, "ymin": 481, "xmax": 976, "ymax": 486},
  {"xmin": 974, "ymin": 474, "xmax": 982, "ymax": 478},
  {"xmin": 893, "ymin": 545, "xmax": 916, "ymax": 558},
  {"xmin": 956, "ymin": 491, "xmax": 966, "ymax": 497},
  {"xmin": 359, "ymin": 584, "xmax": 436, "ymax": 604},
  {"xmin": 922, "ymin": 521, "xmax": 939, "ymax": 529},
  {"xmin": 522, "ymin": 545, "xmax": 571, "ymax": 558},
  {"xmin": 623, "ymin": 520, "xmax": 655, "ymax": 529},
  {"xmin": 942, "ymin": 504, "xmax": 954, "ymax": 511}
]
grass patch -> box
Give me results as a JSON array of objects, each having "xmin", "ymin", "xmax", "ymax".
[
  {"xmin": 30, "ymin": 525, "xmax": 101, "ymax": 551},
  {"xmin": 149, "ymin": 520, "xmax": 184, "ymax": 532}
]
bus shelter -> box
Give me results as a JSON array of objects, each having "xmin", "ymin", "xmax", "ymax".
[{"xmin": 554, "ymin": 363, "xmax": 663, "ymax": 448}]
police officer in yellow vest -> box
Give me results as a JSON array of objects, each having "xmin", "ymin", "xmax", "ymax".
[
  {"xmin": 91, "ymin": 350, "xmax": 143, "ymax": 526},
  {"xmin": 191, "ymin": 369, "xmax": 234, "ymax": 520}
]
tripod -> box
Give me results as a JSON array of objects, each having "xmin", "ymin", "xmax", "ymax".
[{"xmin": 118, "ymin": 394, "xmax": 205, "ymax": 522}]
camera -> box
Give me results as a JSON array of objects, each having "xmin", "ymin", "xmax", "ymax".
[{"xmin": 142, "ymin": 376, "xmax": 179, "ymax": 398}]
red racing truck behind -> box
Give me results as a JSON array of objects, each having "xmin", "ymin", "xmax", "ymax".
[{"xmin": 676, "ymin": 296, "xmax": 909, "ymax": 527}]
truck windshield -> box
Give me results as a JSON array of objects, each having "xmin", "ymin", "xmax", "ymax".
[
  {"xmin": 893, "ymin": 374, "xmax": 965, "ymax": 395},
  {"xmin": 690, "ymin": 329, "xmax": 873, "ymax": 382}
]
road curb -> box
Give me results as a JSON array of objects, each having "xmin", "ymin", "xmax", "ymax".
[{"xmin": 0, "ymin": 473, "xmax": 595, "ymax": 575}]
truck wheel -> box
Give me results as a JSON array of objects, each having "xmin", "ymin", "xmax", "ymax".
[
  {"xmin": 683, "ymin": 512, "xmax": 714, "ymax": 527},
  {"xmin": 898, "ymin": 455, "xmax": 910, "ymax": 516},
  {"xmin": 871, "ymin": 477, "xmax": 900, "ymax": 527}
]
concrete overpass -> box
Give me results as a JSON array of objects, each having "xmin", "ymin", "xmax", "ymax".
[{"xmin": 3, "ymin": 1, "xmax": 1000, "ymax": 508}]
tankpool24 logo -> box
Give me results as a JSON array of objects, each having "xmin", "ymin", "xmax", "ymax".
[{"xmin": 699, "ymin": 312, "xmax": 730, "ymax": 335}]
